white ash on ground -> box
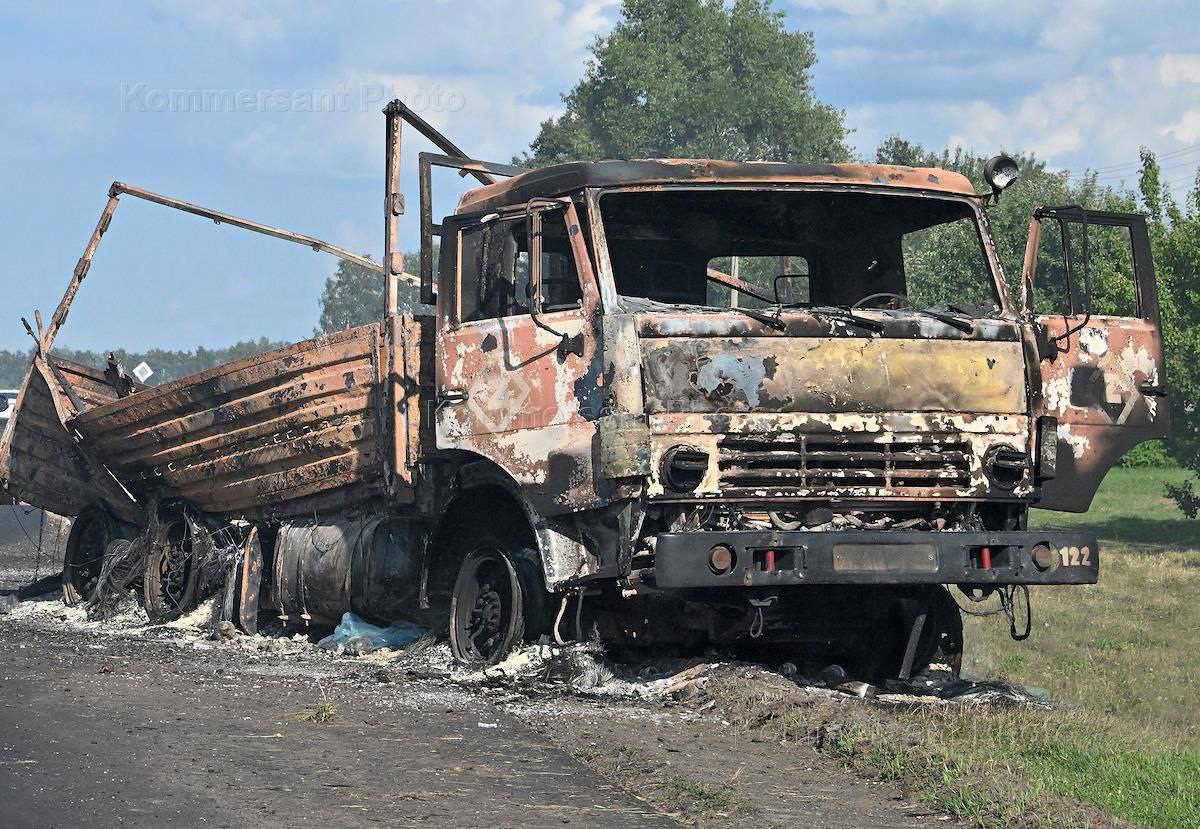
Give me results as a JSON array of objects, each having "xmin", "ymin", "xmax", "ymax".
[{"xmin": 1, "ymin": 590, "xmax": 1052, "ymax": 709}]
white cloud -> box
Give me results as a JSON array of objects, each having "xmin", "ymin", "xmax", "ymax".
[
  {"xmin": 1161, "ymin": 54, "xmax": 1200, "ymax": 86},
  {"xmin": 227, "ymin": 71, "xmax": 560, "ymax": 179},
  {"xmin": 154, "ymin": 0, "xmax": 294, "ymax": 48},
  {"xmin": 1164, "ymin": 111, "xmax": 1200, "ymax": 143},
  {"xmin": 218, "ymin": 1, "xmax": 617, "ymax": 178}
]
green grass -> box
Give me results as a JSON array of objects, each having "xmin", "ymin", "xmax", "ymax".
[
  {"xmin": 661, "ymin": 775, "xmax": 735, "ymax": 814},
  {"xmin": 966, "ymin": 467, "xmax": 1200, "ymax": 742},
  {"xmin": 961, "ymin": 468, "xmax": 1200, "ymax": 825},
  {"xmin": 1032, "ymin": 465, "xmax": 1200, "ymax": 549}
]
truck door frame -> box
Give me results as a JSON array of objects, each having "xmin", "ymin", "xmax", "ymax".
[
  {"xmin": 1022, "ymin": 207, "xmax": 1169, "ymax": 512},
  {"xmin": 432, "ymin": 196, "xmax": 609, "ymax": 517}
]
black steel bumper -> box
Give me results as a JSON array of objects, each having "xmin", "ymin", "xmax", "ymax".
[{"xmin": 653, "ymin": 530, "xmax": 1099, "ymax": 588}]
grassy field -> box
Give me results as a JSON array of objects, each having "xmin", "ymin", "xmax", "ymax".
[
  {"xmin": 877, "ymin": 468, "xmax": 1200, "ymax": 826},
  {"xmin": 709, "ymin": 468, "xmax": 1200, "ymax": 827}
]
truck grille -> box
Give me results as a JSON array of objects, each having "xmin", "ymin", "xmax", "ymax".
[{"xmin": 717, "ymin": 433, "xmax": 972, "ymax": 495}]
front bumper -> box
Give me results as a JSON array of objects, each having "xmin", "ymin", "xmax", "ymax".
[{"xmin": 653, "ymin": 530, "xmax": 1098, "ymax": 588}]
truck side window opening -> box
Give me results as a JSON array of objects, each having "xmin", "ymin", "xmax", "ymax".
[
  {"xmin": 457, "ymin": 212, "xmax": 583, "ymax": 323},
  {"xmin": 1031, "ymin": 219, "xmax": 1140, "ymax": 318},
  {"xmin": 1031, "ymin": 217, "xmax": 1074, "ymax": 316},
  {"xmin": 600, "ymin": 189, "xmax": 1001, "ymax": 315},
  {"xmin": 538, "ymin": 210, "xmax": 584, "ymax": 312},
  {"xmin": 1067, "ymin": 222, "xmax": 1139, "ymax": 318}
]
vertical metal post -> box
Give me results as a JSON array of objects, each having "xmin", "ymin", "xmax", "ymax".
[
  {"xmin": 42, "ymin": 191, "xmax": 121, "ymax": 353},
  {"xmin": 383, "ymin": 102, "xmax": 405, "ymax": 318},
  {"xmin": 729, "ymin": 256, "xmax": 740, "ymax": 308},
  {"xmin": 777, "ymin": 255, "xmax": 793, "ymax": 305},
  {"xmin": 1020, "ymin": 217, "xmax": 1041, "ymax": 311}
]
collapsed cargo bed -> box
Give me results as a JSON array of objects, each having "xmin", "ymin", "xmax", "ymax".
[
  {"xmin": 2, "ymin": 325, "xmax": 390, "ymax": 519},
  {"xmin": 0, "ymin": 180, "xmax": 431, "ymax": 522}
]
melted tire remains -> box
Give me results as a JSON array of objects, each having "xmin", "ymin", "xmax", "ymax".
[
  {"xmin": 61, "ymin": 506, "xmax": 112, "ymax": 606},
  {"xmin": 143, "ymin": 517, "xmax": 199, "ymax": 623}
]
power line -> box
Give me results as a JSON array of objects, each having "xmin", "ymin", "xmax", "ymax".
[
  {"xmin": 1064, "ymin": 144, "xmax": 1200, "ymax": 182},
  {"xmin": 1085, "ymin": 143, "xmax": 1200, "ymax": 175}
]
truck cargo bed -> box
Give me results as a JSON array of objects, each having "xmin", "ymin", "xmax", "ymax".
[{"xmin": 1, "ymin": 324, "xmax": 395, "ymax": 519}]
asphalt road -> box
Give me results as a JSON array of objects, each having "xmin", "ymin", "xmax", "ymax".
[{"xmin": 0, "ymin": 625, "xmax": 672, "ymax": 827}]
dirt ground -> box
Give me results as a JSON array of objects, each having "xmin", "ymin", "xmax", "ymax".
[{"xmin": 0, "ymin": 508, "xmax": 969, "ymax": 828}]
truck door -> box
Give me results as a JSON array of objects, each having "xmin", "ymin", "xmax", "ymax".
[
  {"xmin": 1023, "ymin": 207, "xmax": 1169, "ymax": 511},
  {"xmin": 434, "ymin": 201, "xmax": 605, "ymax": 513}
]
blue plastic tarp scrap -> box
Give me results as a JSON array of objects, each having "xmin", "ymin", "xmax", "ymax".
[{"xmin": 318, "ymin": 612, "xmax": 427, "ymax": 650}]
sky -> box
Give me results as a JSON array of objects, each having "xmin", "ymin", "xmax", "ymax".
[{"xmin": 1, "ymin": 0, "xmax": 1198, "ymax": 352}]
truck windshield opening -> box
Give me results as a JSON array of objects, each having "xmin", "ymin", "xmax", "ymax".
[{"xmin": 599, "ymin": 189, "xmax": 1001, "ymax": 315}]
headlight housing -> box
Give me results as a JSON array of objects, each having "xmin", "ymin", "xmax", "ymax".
[
  {"xmin": 984, "ymin": 444, "xmax": 1030, "ymax": 490},
  {"xmin": 661, "ymin": 445, "xmax": 709, "ymax": 492}
]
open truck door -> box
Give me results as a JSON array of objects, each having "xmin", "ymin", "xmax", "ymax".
[{"xmin": 1023, "ymin": 207, "xmax": 1169, "ymax": 511}]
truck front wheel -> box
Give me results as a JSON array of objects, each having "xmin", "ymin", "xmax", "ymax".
[{"xmin": 449, "ymin": 543, "xmax": 528, "ymax": 665}]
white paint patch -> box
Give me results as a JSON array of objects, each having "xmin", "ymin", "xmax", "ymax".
[
  {"xmin": 1057, "ymin": 423, "xmax": 1090, "ymax": 459},
  {"xmin": 1078, "ymin": 327, "xmax": 1109, "ymax": 357},
  {"xmin": 1117, "ymin": 338, "xmax": 1161, "ymax": 420},
  {"xmin": 1042, "ymin": 375, "xmax": 1071, "ymax": 416}
]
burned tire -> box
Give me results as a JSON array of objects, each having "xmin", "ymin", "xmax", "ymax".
[
  {"xmin": 62, "ymin": 506, "xmax": 112, "ymax": 606},
  {"xmin": 448, "ymin": 543, "xmax": 527, "ymax": 666},
  {"xmin": 143, "ymin": 516, "xmax": 199, "ymax": 623}
]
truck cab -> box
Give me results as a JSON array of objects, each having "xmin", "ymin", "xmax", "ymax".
[{"xmin": 424, "ymin": 154, "xmax": 1168, "ymax": 674}]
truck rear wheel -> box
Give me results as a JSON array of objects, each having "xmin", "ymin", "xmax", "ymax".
[
  {"xmin": 449, "ymin": 543, "xmax": 527, "ymax": 665},
  {"xmin": 62, "ymin": 506, "xmax": 112, "ymax": 606},
  {"xmin": 143, "ymin": 516, "xmax": 199, "ymax": 623}
]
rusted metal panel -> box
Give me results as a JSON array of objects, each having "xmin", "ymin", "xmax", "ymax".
[
  {"xmin": 389, "ymin": 313, "xmax": 435, "ymax": 495},
  {"xmin": 49, "ymin": 358, "xmax": 127, "ymax": 412},
  {"xmin": 434, "ymin": 202, "xmax": 609, "ymax": 517},
  {"xmin": 237, "ymin": 525, "xmax": 262, "ymax": 634},
  {"xmin": 69, "ymin": 325, "xmax": 389, "ymax": 517},
  {"xmin": 0, "ymin": 359, "xmax": 97, "ymax": 515},
  {"xmin": 0, "ymin": 357, "xmax": 138, "ymax": 520},
  {"xmin": 1034, "ymin": 317, "xmax": 1168, "ymax": 511},
  {"xmin": 641, "ymin": 337, "xmax": 1026, "ymax": 416},
  {"xmin": 457, "ymin": 160, "xmax": 977, "ymax": 214}
]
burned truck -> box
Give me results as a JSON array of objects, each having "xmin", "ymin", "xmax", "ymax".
[{"xmin": 0, "ymin": 101, "xmax": 1168, "ymax": 677}]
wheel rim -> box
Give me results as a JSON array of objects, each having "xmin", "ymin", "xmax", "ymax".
[
  {"xmin": 451, "ymin": 549, "xmax": 522, "ymax": 665},
  {"xmin": 145, "ymin": 518, "xmax": 197, "ymax": 621},
  {"xmin": 161, "ymin": 520, "xmax": 194, "ymax": 610}
]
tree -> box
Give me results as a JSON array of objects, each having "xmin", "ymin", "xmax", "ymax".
[
  {"xmin": 316, "ymin": 251, "xmax": 430, "ymax": 334},
  {"xmin": 1137, "ymin": 153, "xmax": 1200, "ymax": 512},
  {"xmin": 0, "ymin": 339, "xmax": 291, "ymax": 387},
  {"xmin": 521, "ymin": 0, "xmax": 850, "ymax": 166},
  {"xmin": 874, "ymin": 138, "xmax": 1136, "ymax": 304},
  {"xmin": 317, "ymin": 259, "xmax": 387, "ymax": 334}
]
